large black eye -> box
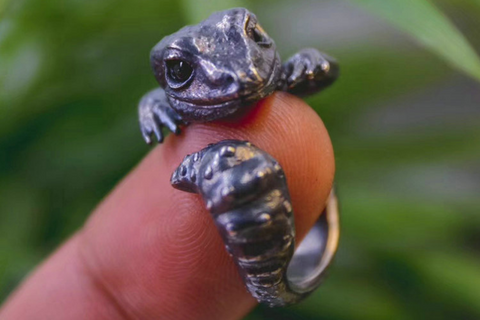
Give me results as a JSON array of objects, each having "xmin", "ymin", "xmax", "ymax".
[
  {"xmin": 252, "ymin": 28, "xmax": 263, "ymax": 43},
  {"xmin": 248, "ymin": 24, "xmax": 271, "ymax": 48},
  {"xmin": 166, "ymin": 59, "xmax": 193, "ymax": 87}
]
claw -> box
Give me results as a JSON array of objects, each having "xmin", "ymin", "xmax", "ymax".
[
  {"xmin": 138, "ymin": 88, "xmax": 187, "ymax": 144},
  {"xmin": 287, "ymin": 60, "xmax": 306, "ymax": 87},
  {"xmin": 141, "ymin": 127, "xmax": 153, "ymax": 145},
  {"xmin": 156, "ymin": 108, "xmax": 181, "ymax": 135},
  {"xmin": 305, "ymin": 59, "xmax": 319, "ymax": 80},
  {"xmin": 167, "ymin": 109, "xmax": 184, "ymax": 134},
  {"xmin": 152, "ymin": 120, "xmax": 164, "ymax": 143},
  {"xmin": 167, "ymin": 121, "xmax": 181, "ymax": 135}
]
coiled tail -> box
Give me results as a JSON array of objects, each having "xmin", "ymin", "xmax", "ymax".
[{"xmin": 171, "ymin": 140, "xmax": 339, "ymax": 306}]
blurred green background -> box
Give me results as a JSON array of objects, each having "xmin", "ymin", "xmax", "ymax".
[{"xmin": 1, "ymin": 0, "xmax": 480, "ymax": 319}]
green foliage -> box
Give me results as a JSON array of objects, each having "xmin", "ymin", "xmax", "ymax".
[
  {"xmin": 0, "ymin": 0, "xmax": 9, "ymax": 16},
  {"xmin": 1, "ymin": 0, "xmax": 480, "ymax": 319},
  {"xmin": 181, "ymin": 0, "xmax": 245, "ymax": 23},
  {"xmin": 349, "ymin": 0, "xmax": 480, "ymax": 82}
]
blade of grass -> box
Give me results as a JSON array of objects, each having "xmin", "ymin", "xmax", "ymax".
[{"xmin": 348, "ymin": 0, "xmax": 480, "ymax": 83}]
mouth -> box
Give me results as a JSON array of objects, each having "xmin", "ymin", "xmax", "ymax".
[{"xmin": 167, "ymin": 55, "xmax": 281, "ymax": 112}]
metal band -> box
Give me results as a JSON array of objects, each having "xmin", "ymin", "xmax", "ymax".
[
  {"xmin": 234, "ymin": 189, "xmax": 339, "ymax": 307},
  {"xmin": 170, "ymin": 140, "xmax": 340, "ymax": 307}
]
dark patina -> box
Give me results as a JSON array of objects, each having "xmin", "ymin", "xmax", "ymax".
[
  {"xmin": 137, "ymin": 8, "xmax": 340, "ymax": 307},
  {"xmin": 138, "ymin": 7, "xmax": 338, "ymax": 143}
]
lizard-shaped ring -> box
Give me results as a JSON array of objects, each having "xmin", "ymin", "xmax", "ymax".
[{"xmin": 137, "ymin": 8, "xmax": 340, "ymax": 306}]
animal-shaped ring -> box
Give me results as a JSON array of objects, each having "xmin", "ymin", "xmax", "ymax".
[{"xmin": 137, "ymin": 8, "xmax": 340, "ymax": 306}]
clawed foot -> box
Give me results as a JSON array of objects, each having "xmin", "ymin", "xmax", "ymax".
[
  {"xmin": 282, "ymin": 48, "xmax": 339, "ymax": 94},
  {"xmin": 138, "ymin": 88, "xmax": 185, "ymax": 144}
]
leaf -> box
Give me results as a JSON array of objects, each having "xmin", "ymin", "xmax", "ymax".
[
  {"xmin": 348, "ymin": 0, "xmax": 480, "ymax": 82},
  {"xmin": 180, "ymin": 0, "xmax": 246, "ymax": 24}
]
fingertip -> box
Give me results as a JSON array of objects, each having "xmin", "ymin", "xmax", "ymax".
[
  {"xmin": 164, "ymin": 91, "xmax": 335, "ymax": 239},
  {"xmin": 6, "ymin": 92, "xmax": 335, "ymax": 320},
  {"xmin": 84, "ymin": 91, "xmax": 335, "ymax": 319}
]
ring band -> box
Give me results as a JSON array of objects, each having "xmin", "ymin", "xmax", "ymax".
[
  {"xmin": 235, "ymin": 189, "xmax": 339, "ymax": 307},
  {"xmin": 170, "ymin": 140, "xmax": 340, "ymax": 307}
]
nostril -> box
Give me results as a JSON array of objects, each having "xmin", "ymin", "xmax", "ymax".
[{"xmin": 223, "ymin": 73, "xmax": 241, "ymax": 93}]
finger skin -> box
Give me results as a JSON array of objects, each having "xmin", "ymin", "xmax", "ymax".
[{"xmin": 0, "ymin": 92, "xmax": 335, "ymax": 320}]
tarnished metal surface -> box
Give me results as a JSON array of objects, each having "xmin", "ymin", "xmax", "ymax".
[
  {"xmin": 138, "ymin": 7, "xmax": 340, "ymax": 307},
  {"xmin": 138, "ymin": 7, "xmax": 338, "ymax": 144},
  {"xmin": 171, "ymin": 140, "xmax": 339, "ymax": 307}
]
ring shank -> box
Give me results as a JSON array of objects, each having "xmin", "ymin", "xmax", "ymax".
[
  {"xmin": 171, "ymin": 140, "xmax": 340, "ymax": 307},
  {"xmin": 286, "ymin": 190, "xmax": 340, "ymax": 294},
  {"xmin": 241, "ymin": 189, "xmax": 340, "ymax": 307}
]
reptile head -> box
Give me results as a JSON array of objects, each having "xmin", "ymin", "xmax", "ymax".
[
  {"xmin": 170, "ymin": 151, "xmax": 203, "ymax": 193},
  {"xmin": 150, "ymin": 8, "xmax": 282, "ymax": 122}
]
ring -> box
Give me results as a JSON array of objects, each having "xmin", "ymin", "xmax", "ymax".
[{"xmin": 171, "ymin": 140, "xmax": 340, "ymax": 307}]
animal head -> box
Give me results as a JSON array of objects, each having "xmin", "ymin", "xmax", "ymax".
[{"xmin": 150, "ymin": 8, "xmax": 281, "ymax": 121}]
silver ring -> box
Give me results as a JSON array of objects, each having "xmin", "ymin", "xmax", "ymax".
[{"xmin": 171, "ymin": 140, "xmax": 340, "ymax": 307}]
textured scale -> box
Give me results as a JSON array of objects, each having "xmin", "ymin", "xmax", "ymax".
[{"xmin": 171, "ymin": 140, "xmax": 303, "ymax": 306}]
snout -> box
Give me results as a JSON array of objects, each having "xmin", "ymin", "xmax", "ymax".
[{"xmin": 170, "ymin": 165, "xmax": 198, "ymax": 193}]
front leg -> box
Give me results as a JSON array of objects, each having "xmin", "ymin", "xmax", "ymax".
[
  {"xmin": 138, "ymin": 88, "xmax": 185, "ymax": 144},
  {"xmin": 279, "ymin": 48, "xmax": 339, "ymax": 96}
]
